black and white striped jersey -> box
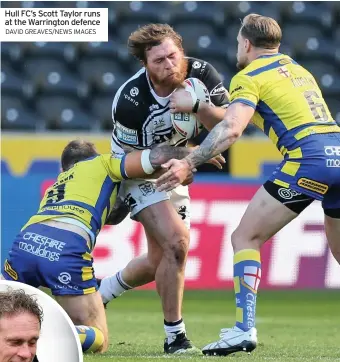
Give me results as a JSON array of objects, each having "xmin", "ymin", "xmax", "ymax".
[{"xmin": 111, "ymin": 57, "xmax": 229, "ymax": 155}]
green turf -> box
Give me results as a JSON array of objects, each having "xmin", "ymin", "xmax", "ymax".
[{"xmin": 83, "ymin": 290, "xmax": 340, "ymax": 362}]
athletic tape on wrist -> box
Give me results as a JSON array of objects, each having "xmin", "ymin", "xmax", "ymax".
[{"xmin": 141, "ymin": 149, "xmax": 155, "ymax": 174}]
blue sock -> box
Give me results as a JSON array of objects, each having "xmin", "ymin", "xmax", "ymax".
[{"xmin": 233, "ymin": 249, "xmax": 261, "ymax": 332}]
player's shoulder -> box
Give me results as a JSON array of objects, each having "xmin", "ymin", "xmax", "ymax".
[
  {"xmin": 93, "ymin": 154, "xmax": 119, "ymax": 174},
  {"xmin": 229, "ymin": 66, "xmax": 259, "ymax": 97},
  {"xmin": 229, "ymin": 67, "xmax": 252, "ymax": 87},
  {"xmin": 99, "ymin": 153, "xmax": 118, "ymax": 163},
  {"xmin": 187, "ymin": 56, "xmax": 216, "ymax": 78},
  {"xmin": 75, "ymin": 154, "xmax": 103, "ymax": 171},
  {"xmin": 113, "ymin": 68, "xmax": 148, "ymax": 107},
  {"xmin": 241, "ymin": 53, "xmax": 296, "ymax": 78}
]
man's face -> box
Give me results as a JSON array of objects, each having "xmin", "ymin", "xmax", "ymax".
[
  {"xmin": 0, "ymin": 313, "xmax": 40, "ymax": 362},
  {"xmin": 144, "ymin": 38, "xmax": 188, "ymax": 89},
  {"xmin": 236, "ymin": 31, "xmax": 250, "ymax": 70}
]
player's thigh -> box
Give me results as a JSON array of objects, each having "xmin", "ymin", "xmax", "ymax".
[
  {"xmin": 232, "ymin": 182, "xmax": 313, "ymax": 251},
  {"xmin": 145, "ymin": 230, "xmax": 163, "ymax": 267},
  {"xmin": 55, "ymin": 292, "xmax": 107, "ymax": 334},
  {"xmin": 121, "ymin": 179, "xmax": 190, "ymax": 229},
  {"xmin": 137, "ymin": 200, "xmax": 189, "ymax": 251},
  {"xmin": 121, "ymin": 179, "xmax": 190, "ymax": 253},
  {"xmin": 324, "ymin": 210, "xmax": 340, "ymax": 258},
  {"xmin": 169, "ymin": 185, "xmax": 191, "ymax": 229}
]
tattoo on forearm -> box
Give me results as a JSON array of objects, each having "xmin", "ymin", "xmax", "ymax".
[
  {"xmin": 186, "ymin": 119, "xmax": 235, "ymax": 168},
  {"xmin": 149, "ymin": 145, "xmax": 192, "ymax": 168}
]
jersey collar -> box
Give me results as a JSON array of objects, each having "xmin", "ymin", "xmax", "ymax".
[
  {"xmin": 256, "ymin": 53, "xmax": 282, "ymax": 59},
  {"xmin": 145, "ymin": 70, "xmax": 176, "ymax": 100}
]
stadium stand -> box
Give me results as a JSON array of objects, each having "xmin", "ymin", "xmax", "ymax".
[{"xmin": 1, "ymin": 1, "xmax": 340, "ymax": 132}]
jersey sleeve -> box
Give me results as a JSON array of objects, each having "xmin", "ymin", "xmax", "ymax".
[
  {"xmin": 229, "ymin": 73, "xmax": 259, "ymax": 109},
  {"xmin": 198, "ymin": 61, "xmax": 230, "ymax": 108},
  {"xmin": 102, "ymin": 154, "xmax": 129, "ymax": 182},
  {"xmin": 111, "ymin": 86, "xmax": 141, "ymax": 153}
]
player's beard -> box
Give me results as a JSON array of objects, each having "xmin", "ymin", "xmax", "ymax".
[
  {"xmin": 236, "ymin": 55, "xmax": 249, "ymax": 70},
  {"xmin": 150, "ymin": 57, "xmax": 189, "ymax": 90}
]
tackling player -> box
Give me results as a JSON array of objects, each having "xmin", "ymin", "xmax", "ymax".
[
  {"xmin": 156, "ymin": 14, "xmax": 340, "ymax": 356},
  {"xmin": 98, "ymin": 23, "xmax": 229, "ymax": 354},
  {"xmin": 2, "ymin": 139, "xmax": 201, "ymax": 354}
]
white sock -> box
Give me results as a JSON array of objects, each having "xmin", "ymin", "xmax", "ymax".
[
  {"xmin": 164, "ymin": 318, "xmax": 186, "ymax": 344},
  {"xmin": 98, "ymin": 270, "xmax": 132, "ymax": 304}
]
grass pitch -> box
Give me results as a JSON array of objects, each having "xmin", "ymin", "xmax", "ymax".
[{"xmin": 84, "ymin": 290, "xmax": 340, "ymax": 362}]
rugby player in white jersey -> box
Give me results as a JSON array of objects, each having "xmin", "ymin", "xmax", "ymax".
[{"xmin": 98, "ymin": 23, "xmax": 229, "ymax": 353}]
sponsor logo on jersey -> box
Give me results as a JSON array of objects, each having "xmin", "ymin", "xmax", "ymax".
[
  {"xmin": 58, "ymin": 272, "xmax": 72, "ymax": 284},
  {"xmin": 200, "ymin": 61, "xmax": 207, "ymax": 74},
  {"xmin": 230, "ymin": 85, "xmax": 244, "ymax": 95},
  {"xmin": 297, "ymin": 177, "xmax": 329, "ymax": 194},
  {"xmin": 278, "ymin": 187, "xmax": 301, "ymax": 200},
  {"xmin": 130, "ymin": 87, "xmax": 139, "ymax": 97},
  {"xmin": 17, "ymin": 232, "xmax": 66, "ymax": 262},
  {"xmin": 326, "ymin": 159, "xmax": 340, "ymax": 167},
  {"xmin": 324, "ymin": 146, "xmax": 340, "ymax": 156},
  {"xmin": 192, "ymin": 61, "xmax": 202, "ymax": 69},
  {"xmin": 210, "ymin": 82, "xmax": 226, "ymax": 96},
  {"xmin": 41, "ymin": 205, "xmax": 85, "ymax": 214},
  {"xmin": 116, "ymin": 122, "xmax": 138, "ymax": 145},
  {"xmin": 124, "ymin": 93, "xmax": 139, "ymax": 106}
]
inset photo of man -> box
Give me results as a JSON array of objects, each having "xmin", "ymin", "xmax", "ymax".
[{"xmin": 0, "ymin": 280, "xmax": 82, "ymax": 362}]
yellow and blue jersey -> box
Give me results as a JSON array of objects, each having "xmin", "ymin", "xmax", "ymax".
[
  {"xmin": 23, "ymin": 154, "xmax": 128, "ymax": 237},
  {"xmin": 229, "ymin": 53, "xmax": 340, "ymax": 156},
  {"xmin": 3, "ymin": 154, "xmax": 129, "ymax": 296},
  {"xmin": 229, "ymin": 53, "xmax": 340, "ymax": 207}
]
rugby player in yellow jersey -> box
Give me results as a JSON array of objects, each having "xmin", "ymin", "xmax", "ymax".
[
  {"xmin": 156, "ymin": 14, "xmax": 340, "ymax": 356},
  {"xmin": 2, "ymin": 139, "xmax": 205, "ymax": 354}
]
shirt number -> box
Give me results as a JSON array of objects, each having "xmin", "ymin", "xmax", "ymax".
[{"xmin": 303, "ymin": 90, "xmax": 328, "ymax": 123}]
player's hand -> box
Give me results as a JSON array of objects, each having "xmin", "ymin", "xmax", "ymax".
[
  {"xmin": 206, "ymin": 154, "xmax": 226, "ymax": 170},
  {"xmin": 181, "ymin": 171, "xmax": 194, "ymax": 187},
  {"xmin": 105, "ymin": 198, "xmax": 130, "ymax": 225},
  {"xmin": 156, "ymin": 159, "xmax": 194, "ymax": 192},
  {"xmin": 169, "ymin": 87, "xmax": 197, "ymax": 114}
]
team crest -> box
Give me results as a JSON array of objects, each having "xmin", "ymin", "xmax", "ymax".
[{"xmin": 138, "ymin": 182, "xmax": 155, "ymax": 196}]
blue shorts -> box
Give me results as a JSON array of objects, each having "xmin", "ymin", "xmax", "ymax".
[
  {"xmin": 2, "ymin": 223, "xmax": 98, "ymax": 296},
  {"xmin": 268, "ymin": 133, "xmax": 340, "ymax": 210}
]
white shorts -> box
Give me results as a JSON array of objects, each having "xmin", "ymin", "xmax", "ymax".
[{"xmin": 118, "ymin": 179, "xmax": 190, "ymax": 229}]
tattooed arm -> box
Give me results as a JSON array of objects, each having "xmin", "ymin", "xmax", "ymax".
[
  {"xmin": 122, "ymin": 145, "xmax": 195, "ymax": 179},
  {"xmin": 149, "ymin": 145, "xmax": 193, "ymax": 169},
  {"xmin": 121, "ymin": 144, "xmax": 225, "ymax": 181},
  {"xmin": 185, "ymin": 103, "xmax": 254, "ymax": 168},
  {"xmin": 155, "ymin": 103, "xmax": 255, "ymax": 191}
]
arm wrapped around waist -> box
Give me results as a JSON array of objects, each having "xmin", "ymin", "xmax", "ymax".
[{"xmin": 105, "ymin": 197, "xmax": 130, "ymax": 225}]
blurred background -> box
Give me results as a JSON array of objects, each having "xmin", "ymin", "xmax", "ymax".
[{"xmin": 1, "ymin": 1, "xmax": 340, "ymax": 291}]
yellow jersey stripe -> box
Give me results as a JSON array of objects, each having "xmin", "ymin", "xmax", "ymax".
[
  {"xmin": 273, "ymin": 179, "xmax": 290, "ymax": 188},
  {"xmin": 281, "ymin": 161, "xmax": 301, "ymax": 176}
]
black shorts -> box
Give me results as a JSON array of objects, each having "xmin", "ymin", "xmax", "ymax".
[{"xmin": 263, "ymin": 181, "xmax": 340, "ymax": 218}]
